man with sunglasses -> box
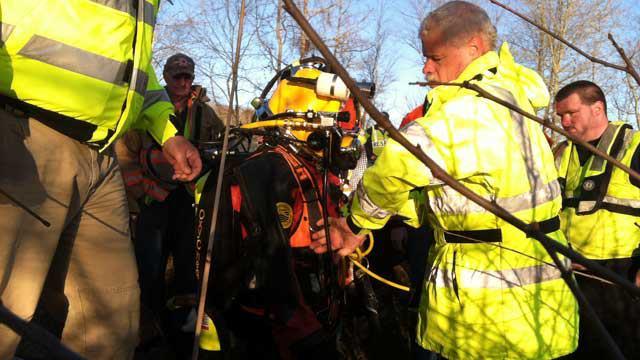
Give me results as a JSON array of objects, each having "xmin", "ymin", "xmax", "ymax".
[{"xmin": 116, "ymin": 53, "xmax": 223, "ymax": 357}]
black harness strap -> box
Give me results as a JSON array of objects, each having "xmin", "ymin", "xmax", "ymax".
[
  {"xmin": 563, "ymin": 124, "xmax": 633, "ymax": 216},
  {"xmin": 444, "ymin": 216, "xmax": 560, "ymax": 243}
]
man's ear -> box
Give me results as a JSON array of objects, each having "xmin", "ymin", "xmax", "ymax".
[
  {"xmin": 466, "ymin": 34, "xmax": 487, "ymax": 58},
  {"xmin": 592, "ymin": 100, "xmax": 605, "ymax": 116}
]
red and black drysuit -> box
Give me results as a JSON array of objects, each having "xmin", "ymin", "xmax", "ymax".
[{"xmin": 196, "ymin": 145, "xmax": 342, "ymax": 360}]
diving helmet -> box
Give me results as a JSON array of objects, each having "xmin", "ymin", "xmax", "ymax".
[{"xmin": 246, "ymin": 57, "xmax": 375, "ymax": 171}]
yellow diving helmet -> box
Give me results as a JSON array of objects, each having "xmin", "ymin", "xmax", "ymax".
[{"xmin": 244, "ymin": 57, "xmax": 375, "ymax": 170}]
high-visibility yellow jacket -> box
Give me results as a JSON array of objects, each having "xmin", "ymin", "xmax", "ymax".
[
  {"xmin": 0, "ymin": 0, "xmax": 176, "ymax": 148},
  {"xmin": 556, "ymin": 122, "xmax": 640, "ymax": 260},
  {"xmin": 349, "ymin": 43, "xmax": 578, "ymax": 360}
]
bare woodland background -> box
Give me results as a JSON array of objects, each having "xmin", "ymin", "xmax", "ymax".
[{"xmin": 153, "ymin": 0, "xmax": 640, "ymax": 134}]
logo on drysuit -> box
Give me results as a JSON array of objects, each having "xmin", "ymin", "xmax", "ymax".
[
  {"xmin": 276, "ymin": 202, "xmax": 293, "ymax": 229},
  {"xmin": 582, "ymin": 179, "xmax": 596, "ymax": 192}
]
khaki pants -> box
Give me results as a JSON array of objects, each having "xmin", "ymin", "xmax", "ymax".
[{"xmin": 0, "ymin": 109, "xmax": 139, "ymax": 359}]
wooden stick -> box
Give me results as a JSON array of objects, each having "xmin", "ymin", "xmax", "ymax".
[{"xmin": 191, "ymin": 0, "xmax": 246, "ymax": 358}]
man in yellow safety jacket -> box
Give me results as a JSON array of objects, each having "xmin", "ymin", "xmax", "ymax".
[
  {"xmin": 310, "ymin": 1, "xmax": 578, "ymax": 359},
  {"xmin": 554, "ymin": 80, "xmax": 640, "ymax": 359},
  {"xmin": 0, "ymin": 1, "xmax": 201, "ymax": 359}
]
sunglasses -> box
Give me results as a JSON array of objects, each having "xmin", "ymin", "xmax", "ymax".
[{"xmin": 172, "ymin": 73, "xmax": 194, "ymax": 81}]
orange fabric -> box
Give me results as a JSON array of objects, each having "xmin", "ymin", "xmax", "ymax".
[
  {"xmin": 339, "ymin": 98, "xmax": 358, "ymax": 130},
  {"xmin": 399, "ymin": 104, "xmax": 424, "ymax": 128}
]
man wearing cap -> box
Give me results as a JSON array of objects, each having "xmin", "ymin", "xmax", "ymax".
[{"xmin": 116, "ymin": 53, "xmax": 223, "ymax": 356}]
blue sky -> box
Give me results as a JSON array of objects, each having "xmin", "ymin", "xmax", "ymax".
[{"xmin": 158, "ymin": 0, "xmax": 640, "ymax": 126}]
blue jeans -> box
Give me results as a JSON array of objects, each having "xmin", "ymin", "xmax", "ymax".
[{"xmin": 134, "ymin": 186, "xmax": 197, "ymax": 316}]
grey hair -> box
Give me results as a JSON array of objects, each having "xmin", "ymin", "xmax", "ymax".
[{"xmin": 419, "ymin": 1, "xmax": 497, "ymax": 49}]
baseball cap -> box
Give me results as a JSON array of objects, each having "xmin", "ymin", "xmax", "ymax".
[{"xmin": 163, "ymin": 53, "xmax": 195, "ymax": 78}]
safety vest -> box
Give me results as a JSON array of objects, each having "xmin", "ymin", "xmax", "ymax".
[
  {"xmin": 0, "ymin": 0, "xmax": 176, "ymax": 148},
  {"xmin": 369, "ymin": 127, "xmax": 387, "ymax": 158},
  {"xmin": 556, "ymin": 121, "xmax": 640, "ymax": 260},
  {"xmin": 350, "ymin": 43, "xmax": 578, "ymax": 359}
]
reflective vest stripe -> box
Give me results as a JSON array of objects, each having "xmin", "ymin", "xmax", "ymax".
[
  {"xmin": 134, "ymin": 68, "xmax": 149, "ymax": 96},
  {"xmin": 354, "ymin": 121, "xmax": 438, "ymax": 220},
  {"xmin": 403, "ymin": 115, "xmax": 561, "ymax": 217},
  {"xmin": 18, "ymin": 35, "xmax": 129, "ymax": 85},
  {"xmin": 432, "ymin": 180, "xmax": 560, "ymax": 216},
  {"xmin": 143, "ymin": 89, "xmax": 171, "ymax": 111},
  {"xmin": 602, "ymin": 195, "xmax": 640, "ymax": 208},
  {"xmin": 356, "ymin": 182, "xmax": 392, "ymax": 219},
  {"xmin": 590, "ymin": 124, "xmax": 619, "ymax": 172},
  {"xmin": 142, "ymin": 1, "xmax": 156, "ymax": 27},
  {"xmin": 429, "ymin": 259, "xmax": 569, "ymax": 289},
  {"xmin": 564, "ymin": 195, "xmax": 640, "ymax": 216},
  {"xmin": 1, "ymin": 23, "xmax": 14, "ymax": 43},
  {"xmin": 559, "ymin": 123, "xmax": 632, "ymax": 215},
  {"xmin": 89, "ymin": 0, "xmax": 135, "ymax": 15}
]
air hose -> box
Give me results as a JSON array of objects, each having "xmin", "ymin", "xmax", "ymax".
[{"xmin": 347, "ymin": 233, "xmax": 410, "ymax": 292}]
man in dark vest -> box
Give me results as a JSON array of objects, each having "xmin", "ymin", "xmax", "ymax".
[{"xmin": 554, "ymin": 80, "xmax": 640, "ymax": 359}]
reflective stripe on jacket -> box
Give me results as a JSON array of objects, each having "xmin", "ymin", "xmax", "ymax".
[
  {"xmin": 557, "ymin": 121, "xmax": 640, "ymax": 259},
  {"xmin": 0, "ymin": 0, "xmax": 176, "ymax": 148},
  {"xmin": 350, "ymin": 43, "xmax": 578, "ymax": 359}
]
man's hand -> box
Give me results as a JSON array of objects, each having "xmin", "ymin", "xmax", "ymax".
[
  {"xmin": 161, "ymin": 136, "xmax": 202, "ymax": 182},
  {"xmin": 310, "ymin": 217, "xmax": 366, "ymax": 257},
  {"xmin": 636, "ymin": 269, "xmax": 640, "ymax": 287}
]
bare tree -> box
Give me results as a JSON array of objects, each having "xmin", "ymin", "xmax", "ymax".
[
  {"xmin": 358, "ymin": 0, "xmax": 397, "ymax": 104},
  {"xmin": 154, "ymin": 0, "xmax": 262, "ymax": 114},
  {"xmin": 608, "ymin": 13, "xmax": 640, "ymax": 127}
]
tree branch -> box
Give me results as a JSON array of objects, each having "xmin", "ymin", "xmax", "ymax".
[
  {"xmin": 488, "ymin": 0, "xmax": 640, "ymax": 86},
  {"xmin": 410, "ymin": 80, "xmax": 640, "ymax": 183},
  {"xmin": 608, "ymin": 33, "xmax": 640, "ymax": 86}
]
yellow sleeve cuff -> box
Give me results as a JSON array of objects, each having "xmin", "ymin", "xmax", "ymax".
[{"xmin": 147, "ymin": 112, "xmax": 178, "ymax": 145}]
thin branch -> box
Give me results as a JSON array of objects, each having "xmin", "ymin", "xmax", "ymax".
[
  {"xmin": 410, "ymin": 80, "xmax": 640, "ymax": 183},
  {"xmin": 487, "ymin": 0, "xmax": 639, "ymax": 85},
  {"xmin": 192, "ymin": 0, "xmax": 247, "ymax": 358},
  {"xmin": 608, "ymin": 33, "xmax": 640, "ymax": 86}
]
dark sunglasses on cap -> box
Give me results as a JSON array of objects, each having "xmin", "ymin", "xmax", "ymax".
[{"xmin": 172, "ymin": 73, "xmax": 194, "ymax": 81}]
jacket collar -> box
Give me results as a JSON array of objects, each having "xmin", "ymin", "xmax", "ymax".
[
  {"xmin": 426, "ymin": 42, "xmax": 549, "ymax": 111},
  {"xmin": 426, "ymin": 47, "xmax": 499, "ymax": 106}
]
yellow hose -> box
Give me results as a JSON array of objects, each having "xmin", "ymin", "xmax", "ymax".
[
  {"xmin": 348, "ymin": 256, "xmax": 410, "ymax": 292},
  {"xmin": 360, "ymin": 232, "xmax": 374, "ymax": 257},
  {"xmin": 348, "ymin": 232, "xmax": 410, "ymax": 292},
  {"xmin": 240, "ymin": 120, "xmax": 299, "ymax": 129}
]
